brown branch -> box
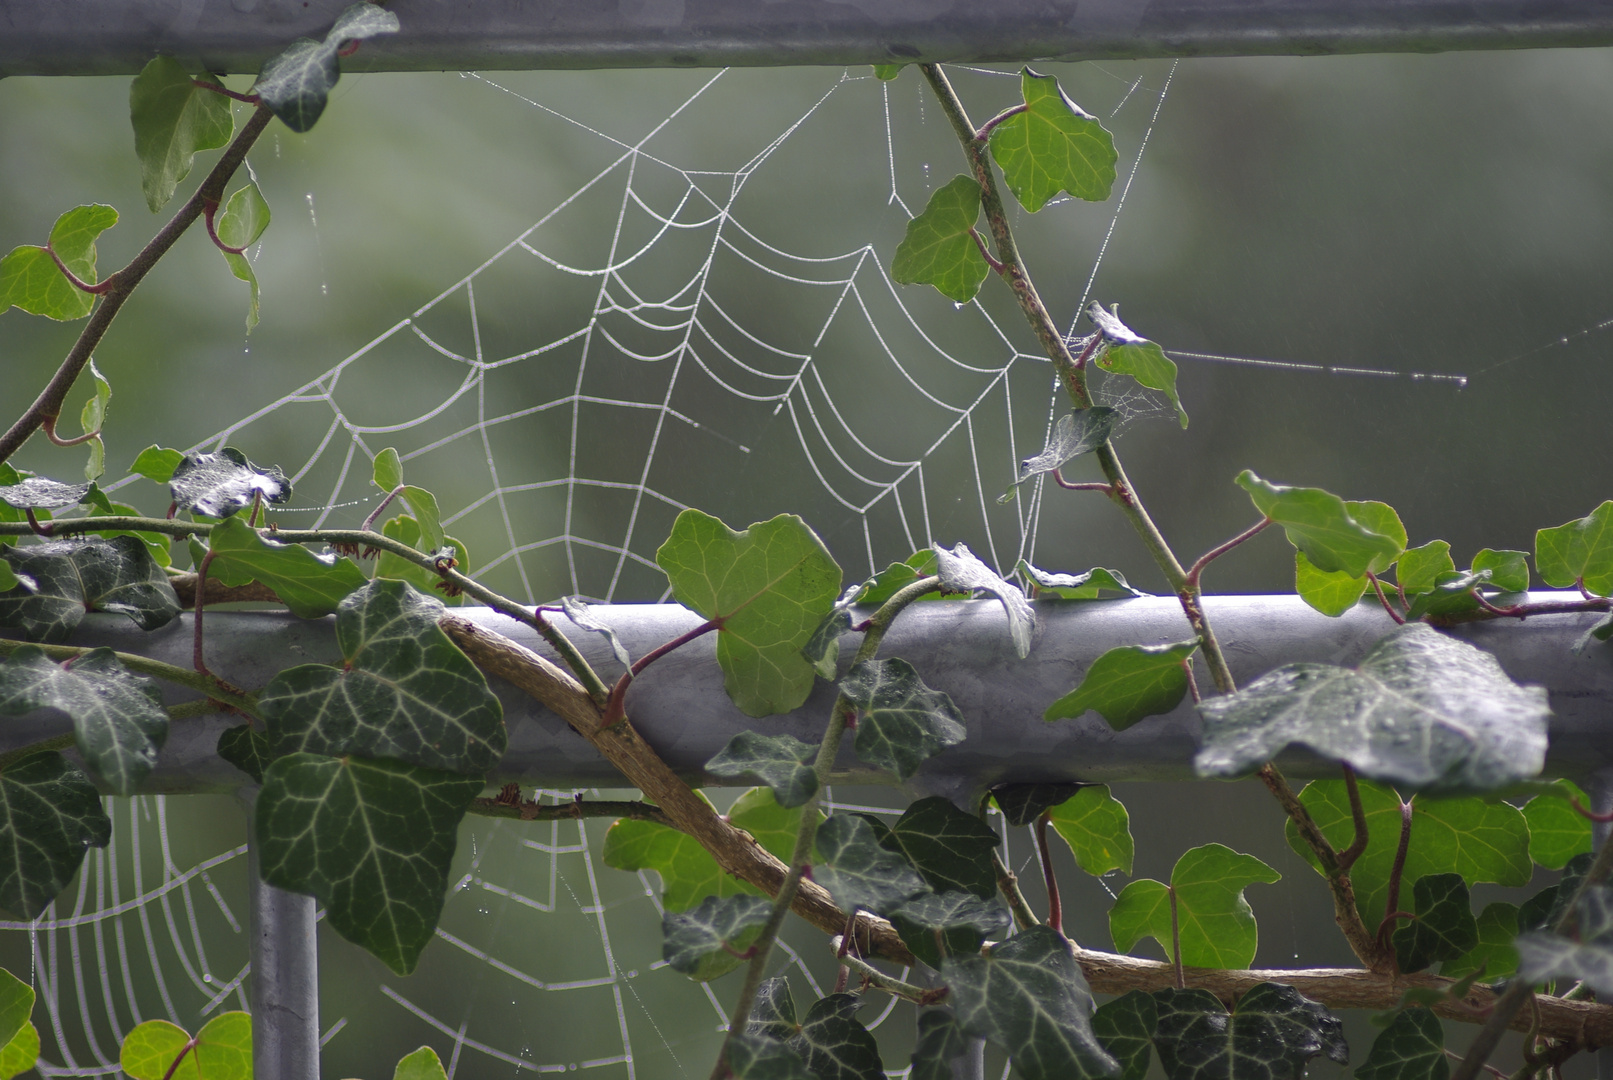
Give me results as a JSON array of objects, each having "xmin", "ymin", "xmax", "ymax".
[{"xmin": 466, "ymin": 798, "xmax": 672, "ymax": 826}]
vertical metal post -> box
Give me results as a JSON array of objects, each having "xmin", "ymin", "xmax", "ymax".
[
  {"xmin": 1587, "ymin": 769, "xmax": 1613, "ymax": 1080},
  {"xmin": 241, "ymin": 789, "xmax": 322, "ymax": 1080}
]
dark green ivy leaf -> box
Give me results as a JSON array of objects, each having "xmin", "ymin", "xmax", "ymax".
[
  {"xmin": 217, "ymin": 723, "xmax": 271, "ymax": 784},
  {"xmin": 1151, "ymin": 983, "xmax": 1347, "ymax": 1080},
  {"xmin": 1401, "ymin": 569, "xmax": 1489, "ymax": 622},
  {"xmin": 866, "ymin": 796, "xmax": 1000, "ymax": 898},
  {"xmin": 0, "ymin": 645, "xmax": 167, "ymax": 796},
  {"xmin": 1518, "ymin": 852, "xmax": 1594, "ymax": 937},
  {"xmin": 814, "ymin": 812, "xmax": 928, "ymax": 914},
  {"xmin": 838, "ymin": 657, "xmax": 966, "ymax": 780},
  {"xmin": 1109, "ymin": 843, "xmax": 1279, "ymax": 969},
  {"xmin": 255, "ymin": 751, "xmax": 482, "ymax": 974},
  {"xmin": 1536, "ymin": 501, "xmax": 1613, "ymax": 596},
  {"xmin": 1516, "ymin": 885, "xmax": 1613, "ymax": 994},
  {"xmin": 910, "ymin": 1011, "xmax": 969, "ymax": 1080},
  {"xmin": 661, "ymin": 894, "xmax": 772, "ymax": 981},
  {"xmin": 0, "ymin": 536, "xmax": 182, "ymax": 642},
  {"xmin": 1235, "ymin": 471, "xmax": 1402, "ymax": 578},
  {"xmin": 0, "ymin": 477, "xmax": 91, "ymax": 510},
  {"xmin": 129, "ymin": 56, "xmax": 234, "ymax": 213},
  {"xmin": 1047, "ymin": 785, "xmax": 1134, "ymax": 876},
  {"xmin": 943, "ymin": 925, "xmax": 1118, "ymax": 1080},
  {"xmin": 251, "ymin": 2, "xmax": 401, "ymax": 133},
  {"xmin": 1439, "ymin": 901, "xmax": 1519, "ymax": 981},
  {"xmin": 1018, "ymin": 562, "xmax": 1148, "ymax": 601},
  {"xmin": 894, "ymin": 888, "xmax": 1010, "ymax": 937},
  {"xmin": 802, "ymin": 584, "xmax": 859, "ymax": 681},
  {"xmin": 1092, "ymin": 989, "xmax": 1157, "ymax": 1080},
  {"xmin": 992, "ymin": 782, "xmax": 1083, "ymax": 828},
  {"xmin": 1575, "ymin": 611, "xmax": 1613, "ymax": 653},
  {"xmin": 934, "ymin": 542, "xmax": 1035, "ymax": 658},
  {"xmin": 1197, "ymin": 622, "xmax": 1550, "ymax": 794},
  {"xmin": 1087, "ymin": 303, "xmax": 1188, "ymax": 428},
  {"xmin": 705, "ymin": 731, "xmax": 819, "ymax": 808},
  {"xmin": 1355, "ymin": 1006, "xmax": 1447, "ymax": 1080},
  {"xmin": 216, "ymin": 182, "xmax": 271, "ymax": 331},
  {"xmin": 169, "ymin": 448, "xmax": 290, "ymax": 518},
  {"xmin": 0, "ymin": 204, "xmax": 119, "ymax": 321},
  {"xmin": 0, "ymin": 751, "xmax": 112, "ymax": 919},
  {"xmin": 1046, "ymin": 640, "xmax": 1199, "ymax": 730},
  {"xmin": 788, "ymin": 995, "xmax": 885, "ymax": 1080},
  {"xmin": 260, "ymin": 578, "xmax": 506, "ymax": 775},
  {"xmin": 1002, "ymin": 409, "xmax": 1117, "ymax": 501},
  {"xmin": 988, "ymin": 69, "xmax": 1117, "ymax": 212},
  {"xmin": 1391, "ymin": 874, "xmax": 1478, "ymax": 973},
  {"xmin": 890, "ymin": 174, "xmax": 990, "ymax": 303},
  {"xmin": 727, "ymin": 1032, "xmax": 813, "ymax": 1080}
]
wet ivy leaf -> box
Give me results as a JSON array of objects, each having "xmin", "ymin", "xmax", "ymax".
[
  {"xmin": 657, "ymin": 510, "xmax": 842, "ymax": 717},
  {"xmin": 706, "ymin": 731, "xmax": 818, "ymax": 808},
  {"xmin": 890, "ymin": 174, "xmax": 989, "ymax": 303},
  {"xmin": 802, "ymin": 599, "xmax": 854, "ymax": 681},
  {"xmin": 910, "ymin": 1011, "xmax": 969, "ymax": 1080},
  {"xmin": 747, "ymin": 982, "xmax": 884, "ymax": 1080},
  {"xmin": 1109, "ymin": 843, "xmax": 1278, "ymax": 969},
  {"xmin": 393, "ymin": 1045, "xmax": 449, "ymax": 1080},
  {"xmin": 855, "ymin": 550, "xmax": 938, "ymax": 606},
  {"xmin": 1401, "ymin": 569, "xmax": 1488, "ymax": 621},
  {"xmin": 750, "ymin": 975, "xmax": 800, "ymax": 1041},
  {"xmin": 1440, "ymin": 901, "xmax": 1519, "ymax": 981},
  {"xmin": 1018, "ymin": 562, "xmax": 1148, "ymax": 601},
  {"xmin": 1152, "ymin": 983, "xmax": 1347, "ymax": 1080},
  {"xmin": 252, "ymin": 1, "xmax": 401, "ymax": 133},
  {"xmin": 558, "ymin": 595, "xmax": 631, "ymax": 669},
  {"xmin": 943, "ymin": 925, "xmax": 1118, "ymax": 1080},
  {"xmin": 1522, "ymin": 780, "xmax": 1593, "ymax": 870},
  {"xmin": 1471, "ymin": 548, "xmax": 1530, "ymax": 593},
  {"xmin": 814, "ymin": 812, "xmax": 927, "ymax": 914},
  {"xmin": 728, "ymin": 1032, "xmax": 813, "ymax": 1080},
  {"xmin": 0, "ymin": 967, "xmax": 32, "ymax": 1053},
  {"xmin": 1046, "ymin": 640, "xmax": 1198, "ymax": 730},
  {"xmin": 169, "ymin": 448, "xmax": 290, "ymax": 518},
  {"xmin": 1235, "ymin": 472, "xmax": 1401, "ymax": 578},
  {"xmin": 255, "ymin": 752, "xmax": 481, "ymax": 974},
  {"xmin": 260, "ymin": 578, "xmax": 505, "ymax": 775},
  {"xmin": 1087, "ymin": 304, "xmax": 1188, "ymax": 428},
  {"xmin": 130, "ymin": 445, "xmax": 185, "ymax": 485},
  {"xmin": 838, "ymin": 658, "xmax": 966, "ymax": 780},
  {"xmin": 1197, "ymin": 622, "xmax": 1550, "ymax": 793},
  {"xmin": 866, "ymin": 796, "xmax": 1000, "ymax": 898},
  {"xmin": 1295, "ymin": 551, "xmax": 1370, "ymax": 617},
  {"xmin": 217, "ymin": 723, "xmax": 270, "ymax": 784},
  {"xmin": 120, "ymin": 1010, "xmax": 251, "ymax": 1080},
  {"xmin": 1516, "ymin": 885, "xmax": 1613, "ymax": 994},
  {"xmin": 1092, "ymin": 989, "xmax": 1157, "ymax": 1080},
  {"xmin": 0, "ymin": 751, "xmax": 112, "ymax": 919},
  {"xmin": 992, "ymin": 782, "xmax": 1082, "ymax": 827},
  {"xmin": 0, "ymin": 204, "xmax": 118, "ymax": 321},
  {"xmin": 934, "ymin": 542, "xmax": 1035, "ymax": 658},
  {"xmin": 661, "ymin": 894, "xmax": 772, "ymax": 981},
  {"xmin": 0, "ymin": 477, "xmax": 90, "ymax": 510},
  {"xmin": 988, "ymin": 69, "xmax": 1117, "ymax": 212},
  {"xmin": 894, "ymin": 889, "xmax": 1010, "ymax": 937},
  {"xmin": 1395, "ymin": 541, "xmax": 1455, "ymax": 594},
  {"xmin": 372, "ymin": 515, "xmax": 470, "ymax": 608},
  {"xmin": 204, "ymin": 514, "xmax": 367, "ymax": 617},
  {"xmin": 1536, "ymin": 501, "xmax": 1613, "ymax": 596},
  {"xmin": 1391, "ymin": 874, "xmax": 1478, "ymax": 973},
  {"xmin": 217, "ymin": 182, "xmax": 271, "ymax": 330},
  {"xmin": 1285, "ymin": 778, "xmax": 1531, "ymax": 930},
  {"xmin": 1355, "ymin": 1006, "xmax": 1447, "ymax": 1080},
  {"xmin": 128, "ymin": 56, "xmax": 234, "ymax": 213},
  {"xmin": 1048, "ymin": 785, "xmax": 1134, "ymax": 876},
  {"xmin": 0, "ymin": 1020, "xmax": 37, "ymax": 1080},
  {"xmin": 0, "ymin": 535, "xmax": 181, "ymax": 642},
  {"xmin": 0, "ymin": 645, "xmax": 167, "ymax": 795},
  {"xmin": 1003, "ymin": 409, "xmax": 1117, "ymax": 500}
]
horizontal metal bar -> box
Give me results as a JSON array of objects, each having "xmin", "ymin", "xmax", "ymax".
[
  {"xmin": 4, "ymin": 0, "xmax": 1613, "ymax": 78},
  {"xmin": 7, "ymin": 595, "xmax": 1610, "ymax": 802}
]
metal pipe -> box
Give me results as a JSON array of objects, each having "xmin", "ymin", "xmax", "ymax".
[
  {"xmin": 4, "ymin": 0, "xmax": 1613, "ymax": 78},
  {"xmin": 241, "ymin": 788, "xmax": 322, "ymax": 1080}
]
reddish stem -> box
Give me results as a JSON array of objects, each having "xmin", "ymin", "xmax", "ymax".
[
  {"xmin": 24, "ymin": 509, "xmax": 53, "ymax": 537},
  {"xmin": 1184, "ymin": 518, "xmax": 1271, "ymax": 590},
  {"xmin": 601, "ymin": 617, "xmax": 723, "ymax": 725},
  {"xmin": 1376, "ymin": 799, "xmax": 1414, "ymax": 949},
  {"xmin": 974, "ymin": 102, "xmax": 1028, "ymax": 141},
  {"xmin": 1071, "ymin": 331, "xmax": 1103, "ymax": 373},
  {"xmin": 361, "ymin": 486, "xmax": 403, "ymax": 532},
  {"xmin": 1366, "ymin": 572, "xmax": 1406, "ymax": 625},
  {"xmin": 161, "ymin": 1040, "xmax": 198, "ymax": 1080},
  {"xmin": 203, "ymin": 199, "xmax": 251, "ymax": 255},
  {"xmin": 1183, "ymin": 660, "xmax": 1201, "ymax": 705},
  {"xmin": 47, "ymin": 248, "xmax": 115, "ymax": 295},
  {"xmin": 337, "ymin": 40, "xmax": 363, "ymax": 57},
  {"xmin": 1035, "ymin": 811, "xmax": 1062, "ymax": 934},
  {"xmin": 1474, "ymin": 593, "xmax": 1521, "ymax": 617},
  {"xmin": 969, "ymin": 228, "xmax": 1006, "ymax": 275},
  {"xmin": 1169, "ymin": 886, "xmax": 1184, "ymax": 989},
  {"xmin": 1337, "ymin": 764, "xmax": 1371, "ymax": 872},
  {"xmin": 192, "ymin": 79, "xmax": 261, "ymax": 105},
  {"xmin": 833, "ymin": 911, "xmax": 857, "ymax": 993},
  {"xmin": 1570, "ymin": 797, "xmax": 1613, "ymax": 824},
  {"xmin": 39, "ymin": 415, "xmax": 98, "ymax": 447},
  {"xmin": 1428, "ymin": 596, "xmax": 1609, "ymax": 625},
  {"xmin": 1049, "ymin": 468, "xmax": 1114, "ymax": 493},
  {"xmin": 193, "ymin": 550, "xmax": 216, "ymax": 675}
]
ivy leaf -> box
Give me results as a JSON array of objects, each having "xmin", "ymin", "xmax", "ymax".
[
  {"xmin": 373, "ymin": 515, "xmax": 471, "ymax": 608},
  {"xmin": 1295, "ymin": 550, "xmax": 1370, "ymax": 617},
  {"xmin": 991, "ymin": 782, "xmax": 1083, "ymax": 827},
  {"xmin": 661, "ymin": 894, "xmax": 772, "ymax": 981},
  {"xmin": 1401, "ymin": 569, "xmax": 1489, "ymax": 622},
  {"xmin": 1391, "ymin": 874, "xmax": 1479, "ymax": 973},
  {"xmin": 1152, "ymin": 983, "xmax": 1347, "ymax": 1080},
  {"xmin": 750, "ymin": 976, "xmax": 800, "ymax": 1041},
  {"xmin": 205, "ymin": 514, "xmax": 367, "ymax": 618},
  {"xmin": 1087, "ymin": 303, "xmax": 1187, "ymax": 428},
  {"xmin": 86, "ymin": 490, "xmax": 171, "ymax": 568},
  {"xmin": 557, "ymin": 595, "xmax": 631, "ymax": 668},
  {"xmin": 0, "ymin": 1020, "xmax": 38, "ymax": 1080},
  {"xmin": 787, "ymin": 994, "xmax": 885, "ymax": 1080},
  {"xmin": 252, "ymin": 1, "xmax": 401, "ymax": 133},
  {"xmin": 1396, "ymin": 541, "xmax": 1455, "ymax": 594},
  {"xmin": 705, "ymin": 731, "xmax": 819, "ymax": 808},
  {"xmin": 910, "ymin": 1011, "xmax": 969, "ymax": 1080},
  {"xmin": 727, "ymin": 1032, "xmax": 813, "ymax": 1080},
  {"xmin": 0, "ymin": 536, "xmax": 181, "ymax": 642},
  {"xmin": 1355, "ymin": 1006, "xmax": 1447, "ymax": 1080},
  {"xmin": 1516, "ymin": 885, "xmax": 1613, "ymax": 994},
  {"xmin": 814, "ymin": 813, "xmax": 928, "ymax": 914},
  {"xmin": 0, "ymin": 751, "xmax": 112, "ymax": 919},
  {"xmin": 78, "ymin": 359, "xmax": 113, "ymax": 482},
  {"xmin": 128, "ymin": 56, "xmax": 234, "ymax": 215},
  {"xmin": 1002, "ymin": 409, "xmax": 1117, "ymax": 501},
  {"xmin": 657, "ymin": 510, "xmax": 842, "ymax": 717},
  {"xmin": 218, "ymin": 723, "xmax": 271, "ymax": 784},
  {"xmin": 838, "ymin": 658, "xmax": 966, "ymax": 781},
  {"xmin": 130, "ymin": 445, "xmax": 184, "ymax": 485},
  {"xmin": 1535, "ymin": 501, "xmax": 1613, "ymax": 596},
  {"xmin": 260, "ymin": 578, "xmax": 506, "ymax": 775},
  {"xmin": 0, "ymin": 204, "xmax": 118, "ymax": 321},
  {"xmin": 802, "ymin": 605, "xmax": 853, "ymax": 681},
  {"xmin": 393, "ymin": 1046, "xmax": 449, "ymax": 1080},
  {"xmin": 1046, "ymin": 640, "xmax": 1199, "ymax": 730},
  {"xmin": 120, "ymin": 1011, "xmax": 251, "ymax": 1080},
  {"xmin": 1019, "ymin": 562, "xmax": 1148, "ymax": 601},
  {"xmin": 890, "ymin": 174, "xmax": 989, "ymax": 303},
  {"xmin": 0, "ymin": 645, "xmax": 167, "ymax": 796},
  {"xmin": 0, "ymin": 968, "xmax": 33, "ymax": 1052},
  {"xmin": 1440, "ymin": 901, "xmax": 1519, "ymax": 981},
  {"xmin": 169, "ymin": 448, "xmax": 290, "ymax": 518},
  {"xmin": 943, "ymin": 925, "xmax": 1119, "ymax": 1080},
  {"xmin": 866, "ymin": 796, "xmax": 1000, "ymax": 898},
  {"xmin": 1092, "ymin": 989, "xmax": 1157, "ymax": 1080},
  {"xmin": 988, "ymin": 69, "xmax": 1117, "ymax": 212},
  {"xmin": 893, "ymin": 889, "xmax": 1011, "ymax": 938},
  {"xmin": 1048, "ymin": 785, "xmax": 1134, "ymax": 876},
  {"xmin": 855, "ymin": 549, "xmax": 938, "ymax": 606},
  {"xmin": 1472, "ymin": 548, "xmax": 1530, "ymax": 593},
  {"xmin": 1235, "ymin": 471, "xmax": 1402, "ymax": 578},
  {"xmin": 1522, "ymin": 780, "xmax": 1593, "ymax": 870},
  {"xmin": 373, "ymin": 447, "xmax": 404, "ymax": 492},
  {"xmin": 873, "ymin": 64, "xmax": 905, "ymax": 81},
  {"xmin": 1197, "ymin": 622, "xmax": 1550, "ymax": 794},
  {"xmin": 217, "ymin": 182, "xmax": 271, "ymax": 330},
  {"xmin": 255, "ymin": 752, "xmax": 481, "ymax": 975},
  {"xmin": 0, "ymin": 477, "xmax": 90, "ymax": 510},
  {"xmin": 1110, "ymin": 844, "xmax": 1278, "ymax": 969},
  {"xmin": 934, "ymin": 542, "xmax": 1035, "ymax": 658}
]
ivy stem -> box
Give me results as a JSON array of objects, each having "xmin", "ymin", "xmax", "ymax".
[
  {"xmin": 994, "ymin": 848, "xmax": 1041, "ymax": 930},
  {"xmin": 1184, "ymin": 518, "xmax": 1271, "ymax": 590},
  {"xmin": 833, "ymin": 910, "xmax": 857, "ymax": 993},
  {"xmin": 974, "ymin": 102, "xmax": 1028, "ymax": 141},
  {"xmin": 465, "ymin": 797, "xmax": 673, "ymax": 826},
  {"xmin": 602, "ymin": 617, "xmax": 722, "ymax": 727},
  {"xmin": 1169, "ymin": 886, "xmax": 1185, "ymax": 990},
  {"xmin": 160, "ymin": 1040, "xmax": 198, "ymax": 1080},
  {"xmin": 968, "ymin": 228, "xmax": 1006, "ymax": 275},
  {"xmin": 1050, "ymin": 469, "xmax": 1115, "ymax": 494},
  {"xmin": 1570, "ymin": 797, "xmax": 1613, "ymax": 824},
  {"xmin": 39, "ymin": 415, "xmax": 98, "ymax": 447},
  {"xmin": 193, "ymin": 550, "xmax": 216, "ymax": 676},
  {"xmin": 202, "ymin": 199, "xmax": 250, "ymax": 255},
  {"xmin": 1337, "ymin": 764, "xmax": 1371, "ymax": 872},
  {"xmin": 24, "ymin": 509, "xmax": 53, "ymax": 537},
  {"xmin": 192, "ymin": 79, "xmax": 261, "ymax": 105},
  {"xmin": 1366, "ymin": 572, "xmax": 1407, "ymax": 625},
  {"xmin": 0, "ymin": 733, "xmax": 78, "ymax": 773},
  {"xmin": 1035, "ymin": 811, "xmax": 1062, "ymax": 933},
  {"xmin": 1376, "ymin": 798, "xmax": 1415, "ymax": 951},
  {"xmin": 0, "ymin": 638, "xmax": 259, "ymax": 718},
  {"xmin": 360, "ymin": 486, "xmax": 404, "ymax": 532},
  {"xmin": 830, "ymin": 949, "xmax": 938, "ymax": 1004},
  {"xmin": 45, "ymin": 248, "xmax": 116, "ymax": 295}
]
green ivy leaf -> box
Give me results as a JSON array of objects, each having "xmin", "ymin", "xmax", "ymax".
[
  {"xmin": 1002, "ymin": 408, "xmax": 1117, "ymax": 501},
  {"xmin": 893, "ymin": 889, "xmax": 1011, "ymax": 938},
  {"xmin": 1197, "ymin": 622, "xmax": 1550, "ymax": 793},
  {"xmin": 1048, "ymin": 785, "xmax": 1134, "ymax": 876},
  {"xmin": 0, "ymin": 751, "xmax": 112, "ymax": 919},
  {"xmin": 0, "ymin": 535, "xmax": 181, "ymax": 642},
  {"xmin": 86, "ymin": 490, "xmax": 171, "ymax": 568},
  {"xmin": 943, "ymin": 925, "xmax": 1119, "ymax": 1080},
  {"xmin": 657, "ymin": 510, "xmax": 842, "ymax": 717},
  {"xmin": 373, "ymin": 447, "xmax": 404, "ymax": 492},
  {"xmin": 217, "ymin": 723, "xmax": 271, "ymax": 784},
  {"xmin": 1092, "ymin": 989, "xmax": 1157, "ymax": 1080},
  {"xmin": 77, "ymin": 358, "xmax": 112, "ymax": 482},
  {"xmin": 560, "ymin": 596, "xmax": 632, "ymax": 668},
  {"xmin": 866, "ymin": 796, "xmax": 1000, "ymax": 898},
  {"xmin": 661, "ymin": 894, "xmax": 772, "ymax": 981},
  {"xmin": 1152, "ymin": 983, "xmax": 1347, "ymax": 1080},
  {"xmin": 705, "ymin": 732, "xmax": 819, "ymax": 808},
  {"xmin": 130, "ymin": 445, "xmax": 184, "ymax": 485},
  {"xmin": 855, "ymin": 550, "xmax": 938, "ymax": 606},
  {"xmin": 872, "ymin": 64, "xmax": 905, "ymax": 81},
  {"xmin": 1046, "ymin": 640, "xmax": 1199, "ymax": 730},
  {"xmin": 0, "ymin": 204, "xmax": 118, "ymax": 321},
  {"xmin": 1522, "ymin": 780, "xmax": 1593, "ymax": 870},
  {"xmin": 0, "ymin": 968, "xmax": 33, "ymax": 1052},
  {"xmin": 889, "ymin": 174, "xmax": 989, "ymax": 303},
  {"xmin": 1295, "ymin": 551, "xmax": 1370, "ymax": 617},
  {"xmin": 988, "ymin": 69, "xmax": 1117, "ymax": 212},
  {"xmin": 1109, "ymin": 843, "xmax": 1279, "ymax": 969},
  {"xmin": 252, "ymin": 1, "xmax": 401, "ymax": 132},
  {"xmin": 1536, "ymin": 501, "xmax": 1613, "ymax": 596},
  {"xmin": 1087, "ymin": 304, "xmax": 1188, "ymax": 428},
  {"xmin": 1400, "ymin": 568, "xmax": 1497, "ymax": 622},
  {"xmin": 255, "ymin": 752, "xmax": 481, "ymax": 974},
  {"xmin": 1235, "ymin": 471, "xmax": 1401, "ymax": 577},
  {"xmin": 0, "ymin": 477, "xmax": 90, "ymax": 510},
  {"xmin": 260, "ymin": 578, "xmax": 506, "ymax": 775},
  {"xmin": 1018, "ymin": 562, "xmax": 1148, "ymax": 601},
  {"xmin": 120, "ymin": 1011, "xmax": 251, "ymax": 1080},
  {"xmin": 373, "ymin": 515, "xmax": 471, "ymax": 608},
  {"xmin": 910, "ymin": 1011, "xmax": 969, "ymax": 1080},
  {"xmin": 0, "ymin": 565, "xmax": 14, "ymax": 594},
  {"xmin": 838, "ymin": 658, "xmax": 966, "ymax": 781},
  {"xmin": 1439, "ymin": 901, "xmax": 1518, "ymax": 981},
  {"xmin": 0, "ymin": 645, "xmax": 167, "ymax": 796},
  {"xmin": 0, "ymin": 1020, "xmax": 38, "ymax": 1080},
  {"xmin": 1472, "ymin": 548, "xmax": 1530, "ymax": 593},
  {"xmin": 814, "ymin": 813, "xmax": 927, "ymax": 914},
  {"xmin": 1391, "ymin": 874, "xmax": 1479, "ymax": 973},
  {"xmin": 747, "ymin": 981, "xmax": 885, "ymax": 1080},
  {"xmin": 1395, "ymin": 541, "xmax": 1455, "ymax": 594},
  {"xmin": 206, "ymin": 514, "xmax": 367, "ymax": 617},
  {"xmin": 727, "ymin": 1031, "xmax": 814, "ymax": 1080},
  {"xmin": 128, "ymin": 56, "xmax": 234, "ymax": 213},
  {"xmin": 801, "ymin": 589, "xmax": 856, "ymax": 681},
  {"xmin": 170, "ymin": 448, "xmax": 290, "ymax": 518},
  {"xmin": 991, "ymin": 782, "xmax": 1082, "ymax": 827},
  {"xmin": 1354, "ymin": 1006, "xmax": 1447, "ymax": 1080},
  {"xmin": 934, "ymin": 542, "xmax": 1035, "ymax": 658},
  {"xmin": 393, "ymin": 1045, "xmax": 450, "ymax": 1080},
  {"xmin": 217, "ymin": 182, "xmax": 271, "ymax": 330}
]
